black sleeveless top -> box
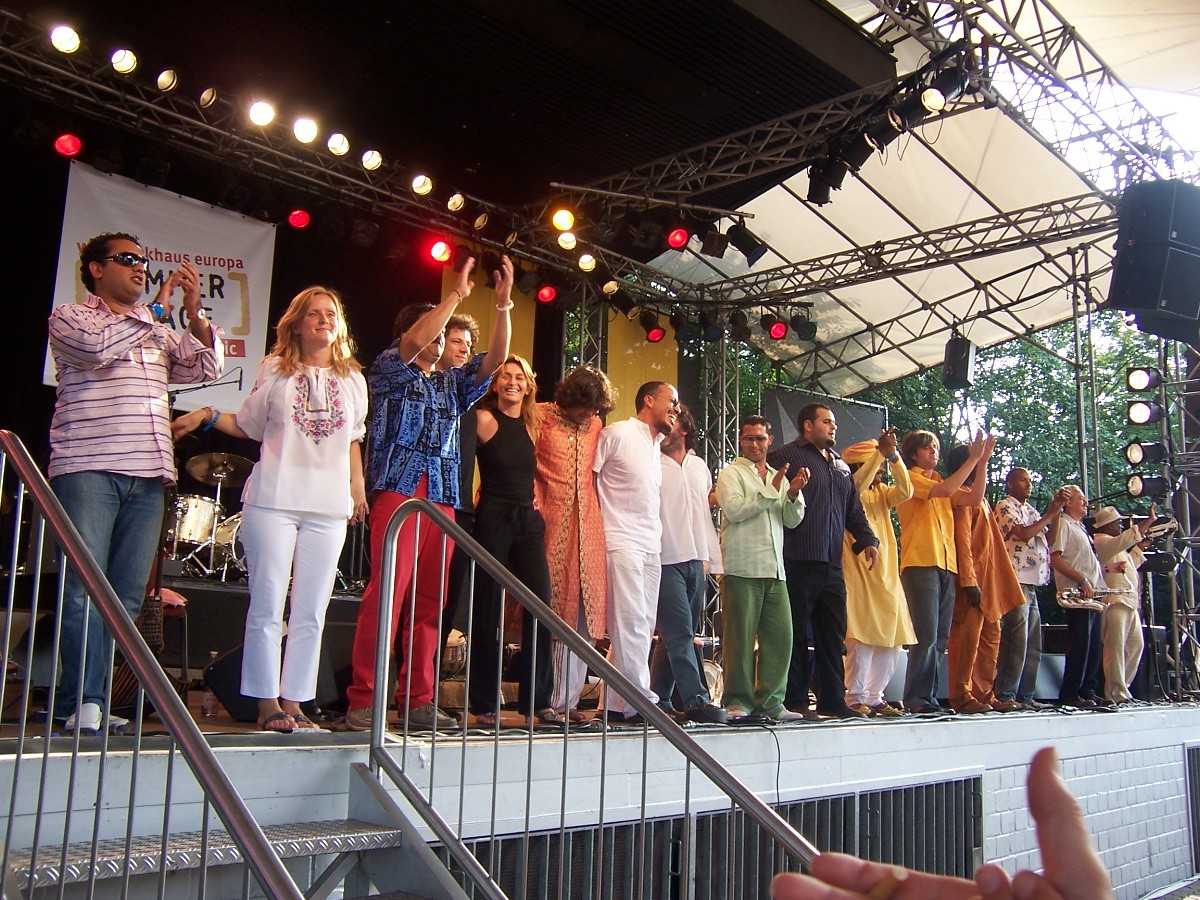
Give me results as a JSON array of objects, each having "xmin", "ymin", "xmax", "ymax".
[{"xmin": 476, "ymin": 411, "xmax": 535, "ymax": 506}]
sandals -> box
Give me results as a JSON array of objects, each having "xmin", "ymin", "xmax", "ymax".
[
  {"xmin": 258, "ymin": 711, "xmax": 295, "ymax": 733},
  {"xmin": 473, "ymin": 711, "xmax": 498, "ymax": 727},
  {"xmin": 292, "ymin": 714, "xmax": 321, "ymax": 730},
  {"xmin": 536, "ymin": 708, "xmax": 567, "ymax": 726}
]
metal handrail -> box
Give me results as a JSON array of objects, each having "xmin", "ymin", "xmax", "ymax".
[
  {"xmin": 0, "ymin": 429, "xmax": 302, "ymax": 899},
  {"xmin": 368, "ymin": 497, "xmax": 821, "ymax": 877}
]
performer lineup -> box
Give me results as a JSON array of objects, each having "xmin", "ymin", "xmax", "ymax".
[{"xmin": 47, "ymin": 232, "xmax": 1157, "ymax": 735}]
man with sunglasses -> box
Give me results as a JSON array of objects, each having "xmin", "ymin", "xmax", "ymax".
[{"xmin": 47, "ymin": 232, "xmax": 223, "ymax": 733}]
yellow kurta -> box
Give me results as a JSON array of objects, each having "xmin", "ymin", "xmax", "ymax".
[{"xmin": 842, "ymin": 449, "xmax": 917, "ymax": 647}]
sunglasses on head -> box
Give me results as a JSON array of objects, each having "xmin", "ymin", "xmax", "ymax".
[{"xmin": 102, "ymin": 252, "xmax": 149, "ymax": 268}]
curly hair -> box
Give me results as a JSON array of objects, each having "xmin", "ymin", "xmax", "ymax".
[
  {"xmin": 270, "ymin": 286, "xmax": 361, "ymax": 377},
  {"xmin": 445, "ymin": 312, "xmax": 479, "ymax": 351},
  {"xmin": 79, "ymin": 232, "xmax": 140, "ymax": 293},
  {"xmin": 553, "ymin": 365, "xmax": 616, "ymax": 415}
]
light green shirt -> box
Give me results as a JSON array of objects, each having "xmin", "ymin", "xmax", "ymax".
[{"xmin": 717, "ymin": 457, "xmax": 806, "ymax": 580}]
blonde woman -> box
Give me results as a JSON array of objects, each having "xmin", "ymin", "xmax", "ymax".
[{"xmin": 173, "ymin": 286, "xmax": 368, "ymax": 732}]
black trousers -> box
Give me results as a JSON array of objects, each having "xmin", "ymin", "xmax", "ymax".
[
  {"xmin": 1059, "ymin": 607, "xmax": 1103, "ymax": 702},
  {"xmin": 466, "ymin": 499, "xmax": 554, "ymax": 715},
  {"xmin": 783, "ymin": 559, "xmax": 848, "ymax": 713}
]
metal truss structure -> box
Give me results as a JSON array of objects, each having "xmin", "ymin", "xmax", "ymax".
[{"xmin": 699, "ymin": 341, "xmax": 742, "ymax": 478}]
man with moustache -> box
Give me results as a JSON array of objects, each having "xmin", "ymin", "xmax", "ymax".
[
  {"xmin": 49, "ymin": 232, "xmax": 221, "ymax": 732},
  {"xmin": 593, "ymin": 382, "xmax": 680, "ymax": 724},
  {"xmin": 767, "ymin": 404, "xmax": 879, "ymax": 719},
  {"xmin": 1049, "ymin": 485, "xmax": 1108, "ymax": 708}
]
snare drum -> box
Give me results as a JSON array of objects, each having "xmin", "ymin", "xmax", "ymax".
[
  {"xmin": 173, "ymin": 494, "xmax": 221, "ymax": 546},
  {"xmin": 212, "ymin": 513, "xmax": 246, "ymax": 570}
]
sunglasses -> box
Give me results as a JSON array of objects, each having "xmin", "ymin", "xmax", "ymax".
[{"xmin": 102, "ymin": 252, "xmax": 150, "ymax": 268}]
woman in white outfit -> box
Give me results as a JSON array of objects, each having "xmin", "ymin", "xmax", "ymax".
[{"xmin": 174, "ymin": 286, "xmax": 368, "ymax": 731}]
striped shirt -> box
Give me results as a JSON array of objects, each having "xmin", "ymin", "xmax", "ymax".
[{"xmin": 48, "ymin": 294, "xmax": 224, "ymax": 481}]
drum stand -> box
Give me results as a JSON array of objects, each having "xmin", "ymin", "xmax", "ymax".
[{"xmin": 181, "ymin": 470, "xmax": 238, "ymax": 580}]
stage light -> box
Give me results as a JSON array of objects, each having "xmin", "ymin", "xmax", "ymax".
[
  {"xmin": 558, "ymin": 232, "xmax": 577, "ymax": 251},
  {"xmin": 601, "ymin": 277, "xmax": 621, "ymax": 296},
  {"xmin": 666, "ymin": 226, "xmax": 691, "ymax": 250},
  {"xmin": 807, "ymin": 158, "xmax": 849, "ymax": 205},
  {"xmin": 349, "ymin": 218, "xmax": 379, "ymax": 247},
  {"xmin": 287, "ymin": 208, "xmax": 311, "ymax": 229},
  {"xmin": 473, "ymin": 212, "xmax": 489, "ymax": 231},
  {"xmin": 537, "ymin": 281, "xmax": 558, "ymax": 304},
  {"xmin": 841, "ymin": 133, "xmax": 876, "ymax": 170},
  {"xmin": 218, "ymin": 181, "xmax": 251, "ymax": 212},
  {"xmin": 578, "ymin": 254, "xmax": 597, "ymax": 273},
  {"xmin": 293, "ymin": 117, "xmax": 318, "ymax": 143},
  {"xmin": 450, "ymin": 244, "xmax": 477, "ymax": 272},
  {"xmin": 91, "ymin": 144, "xmax": 125, "ymax": 173},
  {"xmin": 54, "ymin": 133, "xmax": 82, "ymax": 157},
  {"xmin": 361, "ymin": 149, "xmax": 382, "ymax": 171},
  {"xmin": 864, "ymin": 116, "xmax": 901, "ymax": 152},
  {"xmin": 727, "ymin": 222, "xmax": 768, "ymax": 266},
  {"xmin": 156, "ymin": 69, "xmax": 178, "ymax": 92},
  {"xmin": 1127, "ymin": 473, "xmax": 1169, "ymax": 499},
  {"xmin": 411, "ymin": 172, "xmax": 433, "ymax": 195},
  {"xmin": 1141, "ymin": 551, "xmax": 1180, "ymax": 574},
  {"xmin": 248, "ymin": 101, "xmax": 275, "ymax": 126},
  {"xmin": 729, "ymin": 310, "xmax": 752, "ymax": 342},
  {"xmin": 700, "ymin": 229, "xmax": 729, "ymax": 259},
  {"xmin": 111, "ymin": 49, "xmax": 137, "ymax": 74},
  {"xmin": 447, "ymin": 192, "xmax": 465, "ymax": 212},
  {"xmin": 552, "ymin": 208, "xmax": 575, "ymax": 231},
  {"xmin": 1128, "ymin": 400, "xmax": 1165, "ymax": 425},
  {"xmin": 609, "ymin": 290, "xmax": 640, "ymax": 318},
  {"xmin": 670, "ymin": 312, "xmax": 699, "ymax": 343},
  {"xmin": 134, "ymin": 153, "xmax": 170, "ymax": 187},
  {"xmin": 199, "ymin": 87, "xmax": 218, "ymax": 109},
  {"xmin": 515, "ymin": 268, "xmax": 541, "ymax": 295},
  {"xmin": 639, "ymin": 311, "xmax": 666, "ymax": 343},
  {"xmin": 761, "ymin": 313, "xmax": 787, "ymax": 340},
  {"xmin": 926, "ymin": 67, "xmax": 971, "ymax": 106},
  {"xmin": 1124, "ymin": 440, "xmax": 1166, "ymax": 466},
  {"xmin": 887, "ymin": 93, "xmax": 931, "ymax": 132},
  {"xmin": 790, "ymin": 314, "xmax": 818, "ymax": 341},
  {"xmin": 50, "ymin": 25, "xmax": 80, "ymax": 53},
  {"xmin": 430, "ymin": 239, "xmax": 452, "ymax": 263},
  {"xmin": 327, "ymin": 132, "xmax": 349, "ymax": 155},
  {"xmin": 699, "ymin": 309, "xmax": 724, "ymax": 342},
  {"xmin": 1127, "ymin": 367, "xmax": 1163, "ymax": 392}
]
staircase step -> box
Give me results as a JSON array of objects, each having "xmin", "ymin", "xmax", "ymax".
[{"xmin": 5, "ymin": 818, "xmax": 405, "ymax": 891}]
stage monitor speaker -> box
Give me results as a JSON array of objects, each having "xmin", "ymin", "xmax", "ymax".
[
  {"xmin": 1117, "ymin": 179, "xmax": 1200, "ymax": 252},
  {"xmin": 942, "ymin": 336, "xmax": 976, "ymax": 390},
  {"xmin": 1108, "ymin": 243, "xmax": 1200, "ymax": 325},
  {"xmin": 203, "ymin": 621, "xmax": 356, "ymax": 722}
]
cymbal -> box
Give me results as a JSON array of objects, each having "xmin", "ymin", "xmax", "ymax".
[{"xmin": 185, "ymin": 452, "xmax": 253, "ymax": 487}]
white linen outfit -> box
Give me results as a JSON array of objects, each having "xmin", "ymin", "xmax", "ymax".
[
  {"xmin": 593, "ymin": 417, "xmax": 664, "ymax": 717},
  {"xmin": 1093, "ymin": 527, "xmax": 1147, "ymax": 704},
  {"xmin": 236, "ymin": 359, "xmax": 368, "ymax": 702}
]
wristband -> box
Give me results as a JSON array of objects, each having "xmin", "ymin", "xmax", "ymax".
[
  {"xmin": 201, "ymin": 408, "xmax": 220, "ymax": 431},
  {"xmin": 887, "ymin": 452, "xmax": 900, "ymax": 463}
]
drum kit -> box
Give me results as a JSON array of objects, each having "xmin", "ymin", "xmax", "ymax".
[{"xmin": 170, "ymin": 452, "xmax": 253, "ymax": 581}]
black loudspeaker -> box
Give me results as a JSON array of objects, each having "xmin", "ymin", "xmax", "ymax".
[
  {"xmin": 942, "ymin": 336, "xmax": 976, "ymax": 390},
  {"xmin": 1109, "ymin": 243, "xmax": 1200, "ymax": 322},
  {"xmin": 1117, "ymin": 180, "xmax": 1200, "ymax": 251},
  {"xmin": 203, "ymin": 621, "xmax": 357, "ymax": 722}
]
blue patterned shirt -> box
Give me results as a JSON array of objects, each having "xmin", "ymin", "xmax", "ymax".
[{"xmin": 366, "ymin": 348, "xmax": 490, "ymax": 506}]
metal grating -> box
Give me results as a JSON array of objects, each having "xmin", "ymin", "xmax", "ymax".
[{"xmin": 1187, "ymin": 746, "xmax": 1200, "ymax": 873}]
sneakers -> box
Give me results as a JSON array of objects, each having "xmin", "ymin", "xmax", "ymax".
[
  {"xmin": 406, "ymin": 703, "xmax": 457, "ymax": 730},
  {"xmin": 63, "ymin": 702, "xmax": 129, "ymax": 734},
  {"xmin": 684, "ymin": 704, "xmax": 728, "ymax": 725}
]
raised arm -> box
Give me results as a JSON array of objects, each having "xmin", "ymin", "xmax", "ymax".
[
  {"xmin": 398, "ymin": 258, "xmax": 476, "ymax": 363},
  {"xmin": 474, "ymin": 255, "xmax": 514, "ymax": 385}
]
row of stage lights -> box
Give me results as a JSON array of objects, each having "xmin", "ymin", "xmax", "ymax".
[{"xmin": 1124, "ymin": 366, "xmax": 1171, "ymax": 500}]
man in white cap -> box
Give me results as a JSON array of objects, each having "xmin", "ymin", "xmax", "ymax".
[{"xmin": 1091, "ymin": 504, "xmax": 1157, "ymax": 705}]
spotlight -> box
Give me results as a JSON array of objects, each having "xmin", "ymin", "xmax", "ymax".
[
  {"xmin": 729, "ymin": 310, "xmax": 752, "ymax": 342},
  {"xmin": 327, "ymin": 133, "xmax": 350, "ymax": 156},
  {"xmin": 1141, "ymin": 551, "xmax": 1180, "ymax": 574},
  {"xmin": 537, "ymin": 281, "xmax": 558, "ymax": 304},
  {"xmin": 429, "ymin": 239, "xmax": 452, "ymax": 263},
  {"xmin": 666, "ymin": 226, "xmax": 690, "ymax": 250},
  {"xmin": 248, "ymin": 101, "xmax": 275, "ymax": 127},
  {"xmin": 447, "ymin": 192, "xmax": 465, "ymax": 212},
  {"xmin": 551, "ymin": 208, "xmax": 575, "ymax": 231},
  {"xmin": 864, "ymin": 116, "xmax": 901, "ymax": 152},
  {"xmin": 578, "ymin": 254, "xmax": 597, "ymax": 273},
  {"xmin": 287, "ymin": 208, "xmax": 311, "ymax": 229},
  {"xmin": 700, "ymin": 229, "xmax": 730, "ymax": 259},
  {"xmin": 761, "ymin": 313, "xmax": 787, "ymax": 340},
  {"xmin": 1128, "ymin": 400, "xmax": 1165, "ymax": 425},
  {"xmin": 199, "ymin": 87, "xmax": 218, "ymax": 108},
  {"xmin": 807, "ymin": 158, "xmax": 849, "ymax": 205},
  {"xmin": 451, "ymin": 244, "xmax": 478, "ymax": 272},
  {"xmin": 156, "ymin": 69, "xmax": 178, "ymax": 92},
  {"xmin": 134, "ymin": 153, "xmax": 170, "ymax": 187},
  {"xmin": 887, "ymin": 93, "xmax": 931, "ymax": 132},
  {"xmin": 1127, "ymin": 367, "xmax": 1163, "ymax": 392},
  {"xmin": 1127, "ymin": 473, "xmax": 1170, "ymax": 499},
  {"xmin": 218, "ymin": 181, "xmax": 251, "ymax": 212},
  {"xmin": 293, "ymin": 117, "xmax": 318, "ymax": 143},
  {"xmin": 349, "ymin": 218, "xmax": 379, "ymax": 247},
  {"xmin": 1124, "ymin": 440, "xmax": 1166, "ymax": 466},
  {"xmin": 609, "ymin": 290, "xmax": 641, "ymax": 319},
  {"xmin": 473, "ymin": 212, "xmax": 489, "ymax": 231},
  {"xmin": 926, "ymin": 67, "xmax": 971, "ymax": 106},
  {"xmin": 727, "ymin": 222, "xmax": 768, "ymax": 266},
  {"xmin": 410, "ymin": 172, "xmax": 433, "ymax": 195},
  {"xmin": 558, "ymin": 232, "xmax": 577, "ymax": 251},
  {"xmin": 841, "ymin": 133, "xmax": 876, "ymax": 170},
  {"xmin": 91, "ymin": 144, "xmax": 125, "ymax": 174},
  {"xmin": 790, "ymin": 314, "xmax": 818, "ymax": 341},
  {"xmin": 807, "ymin": 177, "xmax": 831, "ymax": 206},
  {"xmin": 699, "ymin": 309, "xmax": 724, "ymax": 342},
  {"xmin": 361, "ymin": 149, "xmax": 382, "ymax": 171},
  {"xmin": 50, "ymin": 25, "xmax": 80, "ymax": 53},
  {"xmin": 600, "ymin": 276, "xmax": 621, "ymax": 296},
  {"xmin": 515, "ymin": 268, "xmax": 541, "ymax": 295},
  {"xmin": 53, "ymin": 133, "xmax": 82, "ymax": 157},
  {"xmin": 110, "ymin": 49, "xmax": 137, "ymax": 74},
  {"xmin": 670, "ymin": 311, "xmax": 699, "ymax": 343},
  {"xmin": 639, "ymin": 311, "xmax": 666, "ymax": 343}
]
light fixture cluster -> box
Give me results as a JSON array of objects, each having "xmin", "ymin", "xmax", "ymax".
[{"xmin": 1124, "ymin": 366, "xmax": 1171, "ymax": 500}]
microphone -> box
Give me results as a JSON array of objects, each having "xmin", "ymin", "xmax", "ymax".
[{"xmin": 237, "ymin": 367, "xmax": 243, "ymax": 390}]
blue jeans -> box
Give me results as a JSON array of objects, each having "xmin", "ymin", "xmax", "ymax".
[
  {"xmin": 994, "ymin": 584, "xmax": 1043, "ymax": 702},
  {"xmin": 650, "ymin": 560, "xmax": 710, "ymax": 711},
  {"xmin": 901, "ymin": 566, "xmax": 956, "ymax": 709},
  {"xmin": 51, "ymin": 472, "xmax": 164, "ymax": 716}
]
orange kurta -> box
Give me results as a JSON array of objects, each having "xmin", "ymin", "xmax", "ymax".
[{"xmin": 533, "ymin": 403, "xmax": 607, "ymax": 638}]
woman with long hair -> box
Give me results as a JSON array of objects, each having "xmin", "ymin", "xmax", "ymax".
[
  {"xmin": 173, "ymin": 286, "xmax": 368, "ymax": 731},
  {"xmin": 466, "ymin": 354, "xmax": 556, "ymax": 726}
]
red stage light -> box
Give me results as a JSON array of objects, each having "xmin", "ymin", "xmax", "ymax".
[
  {"xmin": 537, "ymin": 284, "xmax": 557, "ymax": 303},
  {"xmin": 429, "ymin": 240, "xmax": 452, "ymax": 263},
  {"xmin": 666, "ymin": 227, "xmax": 690, "ymax": 250},
  {"xmin": 646, "ymin": 322, "xmax": 666, "ymax": 343},
  {"xmin": 287, "ymin": 208, "xmax": 311, "ymax": 229},
  {"xmin": 54, "ymin": 133, "xmax": 82, "ymax": 157},
  {"xmin": 768, "ymin": 320, "xmax": 788, "ymax": 340}
]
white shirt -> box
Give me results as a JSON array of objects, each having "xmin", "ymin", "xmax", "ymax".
[
  {"xmin": 1050, "ymin": 515, "xmax": 1104, "ymax": 590},
  {"xmin": 1094, "ymin": 528, "xmax": 1145, "ymax": 610},
  {"xmin": 659, "ymin": 449, "xmax": 720, "ymax": 568},
  {"xmin": 593, "ymin": 417, "xmax": 664, "ymax": 553},
  {"xmin": 994, "ymin": 495, "xmax": 1051, "ymax": 586},
  {"xmin": 237, "ymin": 358, "xmax": 368, "ymax": 517}
]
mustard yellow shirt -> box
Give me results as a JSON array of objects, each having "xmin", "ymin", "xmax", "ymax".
[{"xmin": 897, "ymin": 468, "xmax": 958, "ymax": 573}]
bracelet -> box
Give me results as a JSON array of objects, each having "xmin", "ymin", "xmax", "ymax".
[
  {"xmin": 496, "ymin": 302, "xmax": 514, "ymax": 311},
  {"xmin": 201, "ymin": 408, "xmax": 220, "ymax": 431},
  {"xmin": 447, "ymin": 289, "xmax": 462, "ymax": 302}
]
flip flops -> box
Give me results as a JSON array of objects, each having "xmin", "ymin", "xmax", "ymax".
[{"xmin": 258, "ymin": 711, "xmax": 295, "ymax": 733}]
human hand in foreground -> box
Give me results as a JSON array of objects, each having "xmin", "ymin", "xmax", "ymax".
[{"xmin": 769, "ymin": 746, "xmax": 1113, "ymax": 900}]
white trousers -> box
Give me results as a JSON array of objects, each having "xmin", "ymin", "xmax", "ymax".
[
  {"xmin": 238, "ymin": 504, "xmax": 346, "ymax": 702},
  {"xmin": 604, "ymin": 548, "xmax": 660, "ymax": 716},
  {"xmin": 844, "ymin": 639, "xmax": 901, "ymax": 707},
  {"xmin": 1102, "ymin": 604, "xmax": 1144, "ymax": 704}
]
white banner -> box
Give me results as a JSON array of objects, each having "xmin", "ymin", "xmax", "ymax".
[{"xmin": 44, "ymin": 161, "xmax": 277, "ymax": 412}]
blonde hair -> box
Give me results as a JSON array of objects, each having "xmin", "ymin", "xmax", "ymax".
[
  {"xmin": 270, "ymin": 286, "xmax": 361, "ymax": 377},
  {"xmin": 479, "ymin": 354, "xmax": 540, "ymax": 440}
]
